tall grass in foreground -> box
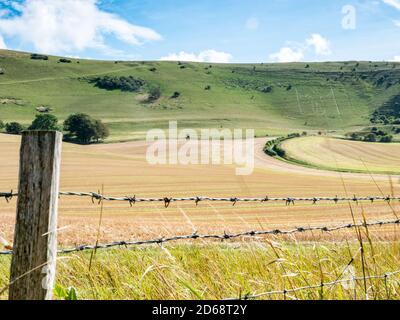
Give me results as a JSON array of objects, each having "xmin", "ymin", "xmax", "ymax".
[{"xmin": 1, "ymin": 240, "xmax": 399, "ymax": 300}]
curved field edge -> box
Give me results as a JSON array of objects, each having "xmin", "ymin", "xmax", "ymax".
[
  {"xmin": 1, "ymin": 241, "xmax": 399, "ymax": 300},
  {"xmin": 265, "ymin": 136, "xmax": 400, "ymax": 176}
]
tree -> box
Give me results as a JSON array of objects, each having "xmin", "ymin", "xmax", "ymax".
[
  {"xmin": 5, "ymin": 122, "xmax": 24, "ymax": 135},
  {"xmin": 63, "ymin": 113, "xmax": 96, "ymax": 144},
  {"xmin": 364, "ymin": 133, "xmax": 377, "ymax": 142},
  {"xmin": 63, "ymin": 113, "xmax": 109, "ymax": 144},
  {"xmin": 0, "ymin": 120, "xmax": 4, "ymax": 130},
  {"xmin": 147, "ymin": 85, "xmax": 161, "ymax": 101},
  {"xmin": 93, "ymin": 120, "xmax": 109, "ymax": 142},
  {"xmin": 29, "ymin": 114, "xmax": 60, "ymax": 131},
  {"xmin": 380, "ymin": 135, "xmax": 393, "ymax": 143}
]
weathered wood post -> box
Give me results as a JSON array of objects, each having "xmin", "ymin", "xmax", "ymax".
[{"xmin": 9, "ymin": 131, "xmax": 62, "ymax": 300}]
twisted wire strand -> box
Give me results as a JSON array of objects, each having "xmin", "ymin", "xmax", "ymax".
[
  {"xmin": 1, "ymin": 190, "xmax": 399, "ymax": 207},
  {"xmin": 225, "ymin": 269, "xmax": 400, "ymax": 300},
  {"xmin": 1, "ymin": 218, "xmax": 399, "ymax": 255}
]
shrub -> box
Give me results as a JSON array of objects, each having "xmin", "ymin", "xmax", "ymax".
[
  {"xmin": 260, "ymin": 86, "xmax": 273, "ymax": 93},
  {"xmin": 28, "ymin": 114, "xmax": 60, "ymax": 131},
  {"xmin": 93, "ymin": 119, "xmax": 109, "ymax": 142},
  {"xmin": 171, "ymin": 91, "xmax": 181, "ymax": 99},
  {"xmin": 364, "ymin": 133, "xmax": 377, "ymax": 142},
  {"xmin": 5, "ymin": 122, "xmax": 24, "ymax": 135},
  {"xmin": 204, "ymin": 85, "xmax": 211, "ymax": 90},
  {"xmin": 0, "ymin": 120, "xmax": 4, "ymax": 130},
  {"xmin": 379, "ymin": 135, "xmax": 393, "ymax": 143},
  {"xmin": 31, "ymin": 54, "xmax": 49, "ymax": 60},
  {"xmin": 59, "ymin": 58, "xmax": 72, "ymax": 63},
  {"xmin": 147, "ymin": 85, "xmax": 161, "ymax": 102},
  {"xmin": 90, "ymin": 76, "xmax": 146, "ymax": 92},
  {"xmin": 149, "ymin": 67, "xmax": 157, "ymax": 72},
  {"xmin": 0, "ymin": 68, "xmax": 4, "ymax": 75}
]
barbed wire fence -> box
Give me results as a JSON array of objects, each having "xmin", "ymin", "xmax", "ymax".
[
  {"xmin": 4, "ymin": 131, "xmax": 400, "ymax": 300},
  {"xmin": 225, "ymin": 269, "xmax": 400, "ymax": 300},
  {"xmin": 2, "ymin": 190, "xmax": 400, "ymax": 255},
  {"xmin": 2, "ymin": 190, "xmax": 400, "ymax": 206}
]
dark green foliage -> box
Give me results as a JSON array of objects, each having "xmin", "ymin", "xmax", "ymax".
[
  {"xmin": 348, "ymin": 125, "xmax": 396, "ymax": 142},
  {"xmin": 379, "ymin": 135, "xmax": 393, "ymax": 143},
  {"xmin": 93, "ymin": 119, "xmax": 110, "ymax": 142},
  {"xmin": 364, "ymin": 133, "xmax": 377, "ymax": 142},
  {"xmin": 29, "ymin": 114, "xmax": 60, "ymax": 131},
  {"xmin": 59, "ymin": 58, "xmax": 72, "ymax": 63},
  {"xmin": 260, "ymin": 86, "xmax": 273, "ymax": 93},
  {"xmin": 171, "ymin": 91, "xmax": 181, "ymax": 99},
  {"xmin": 204, "ymin": 85, "xmax": 211, "ymax": 90},
  {"xmin": 5, "ymin": 122, "xmax": 24, "ymax": 134},
  {"xmin": 90, "ymin": 76, "xmax": 146, "ymax": 92},
  {"xmin": 147, "ymin": 85, "xmax": 161, "ymax": 102},
  {"xmin": 0, "ymin": 120, "xmax": 4, "ymax": 130},
  {"xmin": 0, "ymin": 68, "xmax": 4, "ymax": 75},
  {"xmin": 371, "ymin": 94, "xmax": 400, "ymax": 125},
  {"xmin": 149, "ymin": 67, "xmax": 157, "ymax": 72},
  {"xmin": 30, "ymin": 54, "xmax": 48, "ymax": 60},
  {"xmin": 63, "ymin": 113, "xmax": 109, "ymax": 144}
]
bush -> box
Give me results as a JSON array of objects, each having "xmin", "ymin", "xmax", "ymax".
[
  {"xmin": 205, "ymin": 85, "xmax": 211, "ymax": 90},
  {"xmin": 171, "ymin": 91, "xmax": 181, "ymax": 99},
  {"xmin": 147, "ymin": 85, "xmax": 161, "ymax": 102},
  {"xmin": 31, "ymin": 54, "xmax": 49, "ymax": 60},
  {"xmin": 149, "ymin": 67, "xmax": 157, "ymax": 72},
  {"xmin": 0, "ymin": 68, "xmax": 4, "ymax": 75},
  {"xmin": 90, "ymin": 76, "xmax": 146, "ymax": 92},
  {"xmin": 64, "ymin": 113, "xmax": 109, "ymax": 144},
  {"xmin": 59, "ymin": 58, "xmax": 72, "ymax": 63},
  {"xmin": 260, "ymin": 86, "xmax": 273, "ymax": 93},
  {"xmin": 0, "ymin": 120, "xmax": 4, "ymax": 130},
  {"xmin": 93, "ymin": 119, "xmax": 110, "ymax": 142},
  {"xmin": 5, "ymin": 122, "xmax": 24, "ymax": 135},
  {"xmin": 379, "ymin": 135, "xmax": 393, "ymax": 143},
  {"xmin": 28, "ymin": 114, "xmax": 60, "ymax": 131},
  {"xmin": 364, "ymin": 133, "xmax": 377, "ymax": 142}
]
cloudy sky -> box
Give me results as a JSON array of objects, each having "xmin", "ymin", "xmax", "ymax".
[{"xmin": 0, "ymin": 0, "xmax": 399, "ymax": 63}]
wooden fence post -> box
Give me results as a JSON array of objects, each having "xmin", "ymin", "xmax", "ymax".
[{"xmin": 9, "ymin": 131, "xmax": 62, "ymax": 300}]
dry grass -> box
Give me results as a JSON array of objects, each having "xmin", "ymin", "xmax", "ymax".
[{"xmin": 1, "ymin": 236, "xmax": 400, "ymax": 300}]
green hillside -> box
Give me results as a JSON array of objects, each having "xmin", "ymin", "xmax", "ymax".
[{"xmin": 0, "ymin": 49, "xmax": 399, "ymax": 141}]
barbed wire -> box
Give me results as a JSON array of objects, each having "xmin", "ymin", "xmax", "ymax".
[
  {"xmin": 225, "ymin": 269, "xmax": 400, "ymax": 300},
  {"xmin": 1, "ymin": 218, "xmax": 399, "ymax": 256},
  {"xmin": 1, "ymin": 190, "xmax": 399, "ymax": 207}
]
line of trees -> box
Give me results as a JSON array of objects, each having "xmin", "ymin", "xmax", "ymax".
[{"xmin": 0, "ymin": 113, "xmax": 109, "ymax": 144}]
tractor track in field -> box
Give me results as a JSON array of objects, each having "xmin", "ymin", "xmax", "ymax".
[{"xmin": 0, "ymin": 67, "xmax": 134, "ymax": 85}]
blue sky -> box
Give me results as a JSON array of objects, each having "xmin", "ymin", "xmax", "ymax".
[{"xmin": 0, "ymin": 0, "xmax": 399, "ymax": 62}]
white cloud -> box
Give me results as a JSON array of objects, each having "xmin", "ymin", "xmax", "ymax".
[
  {"xmin": 269, "ymin": 33, "xmax": 332, "ymax": 62},
  {"xmin": 269, "ymin": 47, "xmax": 304, "ymax": 63},
  {"xmin": 160, "ymin": 49, "xmax": 233, "ymax": 63},
  {"xmin": 245, "ymin": 17, "xmax": 259, "ymax": 30},
  {"xmin": 0, "ymin": 35, "xmax": 7, "ymax": 49},
  {"xmin": 0, "ymin": 0, "xmax": 161, "ymax": 55},
  {"xmin": 383, "ymin": 0, "xmax": 400, "ymax": 10},
  {"xmin": 393, "ymin": 55, "xmax": 400, "ymax": 61},
  {"xmin": 306, "ymin": 34, "xmax": 332, "ymax": 56},
  {"xmin": 394, "ymin": 20, "xmax": 400, "ymax": 26}
]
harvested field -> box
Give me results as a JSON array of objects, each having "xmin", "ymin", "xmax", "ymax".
[
  {"xmin": 281, "ymin": 136, "xmax": 400, "ymax": 174},
  {"xmin": 1, "ymin": 134, "xmax": 399, "ymax": 247}
]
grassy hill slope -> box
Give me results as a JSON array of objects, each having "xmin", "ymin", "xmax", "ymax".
[{"xmin": 0, "ymin": 49, "xmax": 399, "ymax": 141}]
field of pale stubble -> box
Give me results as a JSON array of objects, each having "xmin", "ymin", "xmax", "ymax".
[{"xmin": 0, "ymin": 133, "xmax": 399, "ymax": 246}]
